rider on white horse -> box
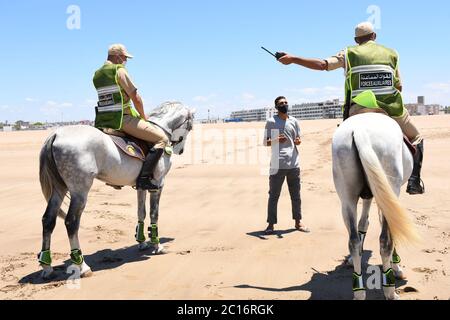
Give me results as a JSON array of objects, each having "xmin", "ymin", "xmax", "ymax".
[
  {"xmin": 93, "ymin": 44, "xmax": 169, "ymax": 191},
  {"xmin": 276, "ymin": 22, "xmax": 425, "ymax": 195}
]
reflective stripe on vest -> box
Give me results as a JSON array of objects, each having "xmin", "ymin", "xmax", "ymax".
[
  {"xmin": 350, "ymin": 64, "xmax": 396, "ymax": 97},
  {"xmin": 96, "ymin": 84, "xmax": 123, "ymax": 113}
]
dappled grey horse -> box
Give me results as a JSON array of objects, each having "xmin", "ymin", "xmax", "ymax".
[
  {"xmin": 332, "ymin": 113, "xmax": 419, "ymax": 300},
  {"xmin": 38, "ymin": 102, "xmax": 195, "ymax": 279}
]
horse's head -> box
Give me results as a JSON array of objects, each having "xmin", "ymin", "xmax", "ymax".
[
  {"xmin": 170, "ymin": 107, "xmax": 195, "ymax": 155},
  {"xmin": 148, "ymin": 102, "xmax": 195, "ymax": 155}
]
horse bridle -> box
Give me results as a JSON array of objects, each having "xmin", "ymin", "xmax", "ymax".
[
  {"xmin": 168, "ymin": 117, "xmax": 193, "ymax": 147},
  {"xmin": 148, "ymin": 113, "xmax": 193, "ymax": 147}
]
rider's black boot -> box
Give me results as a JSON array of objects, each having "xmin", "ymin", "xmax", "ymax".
[
  {"xmin": 406, "ymin": 140, "xmax": 425, "ymax": 195},
  {"xmin": 136, "ymin": 148, "xmax": 164, "ymax": 192}
]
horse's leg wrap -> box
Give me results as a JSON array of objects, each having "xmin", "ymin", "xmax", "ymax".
[
  {"xmin": 391, "ymin": 248, "xmax": 406, "ymax": 280},
  {"xmin": 352, "ymin": 272, "xmax": 365, "ymax": 292},
  {"xmin": 38, "ymin": 250, "xmax": 52, "ymax": 266},
  {"xmin": 70, "ymin": 249, "xmax": 84, "ymax": 266},
  {"xmin": 392, "ymin": 249, "xmax": 401, "ymax": 264},
  {"xmin": 383, "ymin": 268, "xmax": 396, "ymax": 287},
  {"xmin": 148, "ymin": 224, "xmax": 160, "ymax": 245},
  {"xmin": 135, "ymin": 221, "xmax": 146, "ymax": 243}
]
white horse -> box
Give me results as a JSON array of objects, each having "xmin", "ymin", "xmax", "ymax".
[
  {"xmin": 332, "ymin": 113, "xmax": 420, "ymax": 300},
  {"xmin": 38, "ymin": 102, "xmax": 195, "ymax": 279}
]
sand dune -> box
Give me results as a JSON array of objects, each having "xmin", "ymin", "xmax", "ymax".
[{"xmin": 0, "ymin": 115, "xmax": 449, "ymax": 300}]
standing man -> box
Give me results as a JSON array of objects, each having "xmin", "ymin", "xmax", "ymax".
[
  {"xmin": 93, "ymin": 44, "xmax": 169, "ymax": 191},
  {"xmin": 276, "ymin": 22, "xmax": 424, "ymax": 195},
  {"xmin": 264, "ymin": 96, "xmax": 310, "ymax": 235}
]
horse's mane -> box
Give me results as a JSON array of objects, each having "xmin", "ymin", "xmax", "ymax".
[
  {"xmin": 148, "ymin": 101, "xmax": 194, "ymax": 131},
  {"xmin": 148, "ymin": 101, "xmax": 186, "ymax": 119}
]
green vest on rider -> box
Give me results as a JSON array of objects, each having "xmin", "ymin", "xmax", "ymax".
[
  {"xmin": 345, "ymin": 41, "xmax": 405, "ymax": 117},
  {"xmin": 93, "ymin": 63, "xmax": 133, "ymax": 130}
]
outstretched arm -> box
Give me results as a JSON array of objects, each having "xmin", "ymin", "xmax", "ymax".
[{"xmin": 278, "ymin": 53, "xmax": 328, "ymax": 71}]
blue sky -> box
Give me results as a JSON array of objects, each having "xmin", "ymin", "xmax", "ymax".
[{"xmin": 1, "ymin": 0, "xmax": 449, "ymax": 122}]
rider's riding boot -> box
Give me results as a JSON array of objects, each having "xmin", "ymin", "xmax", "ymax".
[
  {"xmin": 136, "ymin": 148, "xmax": 164, "ymax": 191},
  {"xmin": 406, "ymin": 140, "xmax": 425, "ymax": 195}
]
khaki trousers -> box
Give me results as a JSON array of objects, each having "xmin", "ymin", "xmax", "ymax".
[
  {"xmin": 349, "ymin": 105, "xmax": 423, "ymax": 145},
  {"xmin": 121, "ymin": 115, "xmax": 169, "ymax": 149}
]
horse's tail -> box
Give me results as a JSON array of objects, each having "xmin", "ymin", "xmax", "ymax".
[
  {"xmin": 39, "ymin": 133, "xmax": 68, "ymax": 219},
  {"xmin": 353, "ymin": 128, "xmax": 419, "ymax": 246}
]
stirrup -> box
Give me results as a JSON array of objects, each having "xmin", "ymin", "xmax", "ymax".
[{"xmin": 406, "ymin": 178, "xmax": 425, "ymax": 195}]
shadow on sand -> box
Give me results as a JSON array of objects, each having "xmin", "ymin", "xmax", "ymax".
[
  {"xmin": 18, "ymin": 237, "xmax": 174, "ymax": 285},
  {"xmin": 246, "ymin": 229, "xmax": 298, "ymax": 240},
  {"xmin": 235, "ymin": 250, "xmax": 407, "ymax": 300}
]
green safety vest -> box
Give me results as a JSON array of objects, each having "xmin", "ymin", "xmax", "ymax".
[
  {"xmin": 345, "ymin": 41, "xmax": 405, "ymax": 117},
  {"xmin": 93, "ymin": 63, "xmax": 137, "ymax": 129}
]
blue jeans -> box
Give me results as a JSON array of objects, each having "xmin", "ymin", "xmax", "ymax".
[{"xmin": 267, "ymin": 168, "xmax": 301, "ymax": 224}]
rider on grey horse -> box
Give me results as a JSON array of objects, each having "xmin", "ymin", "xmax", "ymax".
[
  {"xmin": 276, "ymin": 22, "xmax": 425, "ymax": 195},
  {"xmin": 93, "ymin": 43, "xmax": 168, "ymax": 191}
]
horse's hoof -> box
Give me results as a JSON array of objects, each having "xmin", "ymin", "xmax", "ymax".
[
  {"xmin": 150, "ymin": 244, "xmax": 165, "ymax": 255},
  {"xmin": 385, "ymin": 292, "xmax": 400, "ymax": 300},
  {"xmin": 353, "ymin": 290, "xmax": 366, "ymax": 300},
  {"xmin": 81, "ymin": 269, "xmax": 93, "ymax": 278},
  {"xmin": 395, "ymin": 271, "xmax": 407, "ymax": 280},
  {"xmin": 41, "ymin": 265, "xmax": 55, "ymax": 280},
  {"xmin": 383, "ymin": 287, "xmax": 399, "ymax": 300},
  {"xmin": 80, "ymin": 262, "xmax": 92, "ymax": 278},
  {"xmin": 138, "ymin": 242, "xmax": 150, "ymax": 251},
  {"xmin": 70, "ymin": 262, "xmax": 92, "ymax": 278},
  {"xmin": 392, "ymin": 264, "xmax": 407, "ymax": 280}
]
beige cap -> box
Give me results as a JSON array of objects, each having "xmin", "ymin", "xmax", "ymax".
[
  {"xmin": 108, "ymin": 44, "xmax": 134, "ymax": 58},
  {"xmin": 355, "ymin": 22, "xmax": 375, "ymax": 38}
]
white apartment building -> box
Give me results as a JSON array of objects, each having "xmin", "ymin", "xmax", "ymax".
[{"xmin": 229, "ymin": 99, "xmax": 343, "ymax": 121}]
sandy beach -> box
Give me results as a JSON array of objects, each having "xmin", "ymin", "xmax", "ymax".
[{"xmin": 0, "ymin": 115, "xmax": 449, "ymax": 300}]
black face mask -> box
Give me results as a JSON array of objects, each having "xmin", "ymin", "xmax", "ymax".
[{"xmin": 276, "ymin": 105, "xmax": 289, "ymax": 114}]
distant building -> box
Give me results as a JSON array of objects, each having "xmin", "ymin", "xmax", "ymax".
[
  {"xmin": 405, "ymin": 96, "xmax": 442, "ymax": 115},
  {"xmin": 230, "ymin": 108, "xmax": 271, "ymax": 122},
  {"xmin": 290, "ymin": 99, "xmax": 343, "ymax": 120},
  {"xmin": 418, "ymin": 96, "xmax": 425, "ymax": 105},
  {"xmin": 229, "ymin": 99, "xmax": 343, "ymax": 122},
  {"xmin": 15, "ymin": 121, "xmax": 30, "ymax": 130}
]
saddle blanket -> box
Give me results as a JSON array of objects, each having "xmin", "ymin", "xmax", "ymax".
[{"xmin": 106, "ymin": 131, "xmax": 150, "ymax": 161}]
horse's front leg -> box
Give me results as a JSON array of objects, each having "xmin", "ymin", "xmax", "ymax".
[
  {"xmin": 148, "ymin": 187, "xmax": 165, "ymax": 254},
  {"xmin": 136, "ymin": 190, "xmax": 148, "ymax": 250}
]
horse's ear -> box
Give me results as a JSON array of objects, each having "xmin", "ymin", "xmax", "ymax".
[{"xmin": 189, "ymin": 108, "xmax": 197, "ymax": 117}]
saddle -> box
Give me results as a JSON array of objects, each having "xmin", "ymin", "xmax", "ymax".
[
  {"xmin": 101, "ymin": 129, "xmax": 154, "ymax": 190},
  {"xmin": 103, "ymin": 128, "xmax": 152, "ymax": 161}
]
